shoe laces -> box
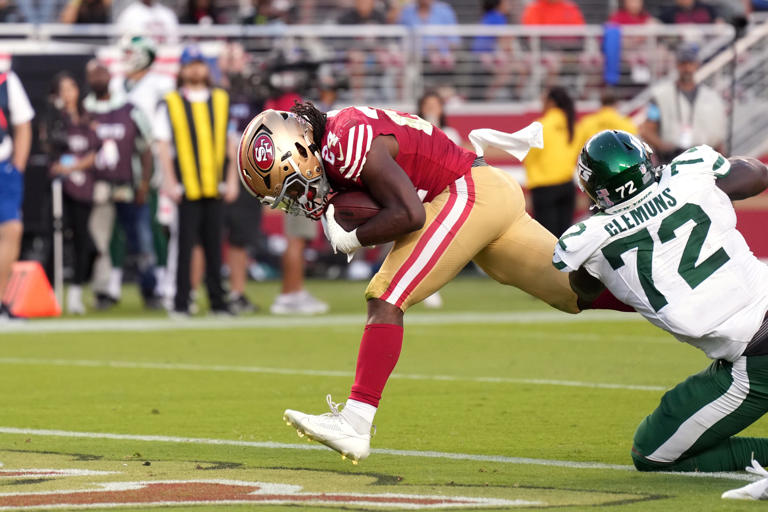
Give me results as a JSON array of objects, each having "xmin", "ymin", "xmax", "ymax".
[
  {"xmin": 325, "ymin": 394, "xmax": 343, "ymax": 416},
  {"xmin": 323, "ymin": 394, "xmax": 376, "ymax": 436},
  {"xmin": 747, "ymin": 458, "xmax": 768, "ymax": 478}
]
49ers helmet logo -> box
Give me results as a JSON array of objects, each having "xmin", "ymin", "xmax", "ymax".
[{"xmin": 253, "ymin": 134, "xmax": 275, "ymax": 172}]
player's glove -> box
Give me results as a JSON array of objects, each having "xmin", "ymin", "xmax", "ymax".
[{"xmin": 323, "ymin": 204, "xmax": 362, "ymax": 261}]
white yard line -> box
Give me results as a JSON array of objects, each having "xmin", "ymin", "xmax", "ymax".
[
  {"xmin": 0, "ymin": 427, "xmax": 751, "ymax": 482},
  {"xmin": 0, "ymin": 358, "xmax": 668, "ymax": 391},
  {"xmin": 0, "ymin": 311, "xmax": 641, "ymax": 334}
]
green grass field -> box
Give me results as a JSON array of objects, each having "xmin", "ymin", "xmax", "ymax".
[{"xmin": 0, "ymin": 277, "xmax": 765, "ymax": 511}]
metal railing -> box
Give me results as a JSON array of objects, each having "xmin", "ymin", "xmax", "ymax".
[{"xmin": 0, "ymin": 22, "xmax": 738, "ymax": 108}]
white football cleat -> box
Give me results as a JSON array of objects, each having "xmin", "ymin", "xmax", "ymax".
[
  {"xmin": 722, "ymin": 459, "xmax": 768, "ymax": 500},
  {"xmin": 283, "ymin": 395, "xmax": 372, "ymax": 463}
]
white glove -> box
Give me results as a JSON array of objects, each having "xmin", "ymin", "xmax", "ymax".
[{"xmin": 323, "ymin": 204, "xmax": 362, "ymax": 261}]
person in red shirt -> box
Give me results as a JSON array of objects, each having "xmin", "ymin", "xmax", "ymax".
[
  {"xmin": 521, "ymin": 0, "xmax": 587, "ymax": 92},
  {"xmin": 521, "ymin": 0, "xmax": 585, "ymax": 25},
  {"xmin": 237, "ymin": 103, "xmax": 633, "ymax": 463},
  {"xmin": 608, "ymin": 0, "xmax": 657, "ymax": 84},
  {"xmin": 608, "ymin": 0, "xmax": 653, "ymax": 25}
]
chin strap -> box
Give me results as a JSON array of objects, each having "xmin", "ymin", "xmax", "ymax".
[{"xmin": 468, "ymin": 122, "xmax": 544, "ymax": 161}]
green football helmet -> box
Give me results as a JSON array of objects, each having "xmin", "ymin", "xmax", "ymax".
[{"xmin": 577, "ymin": 130, "xmax": 656, "ymax": 210}]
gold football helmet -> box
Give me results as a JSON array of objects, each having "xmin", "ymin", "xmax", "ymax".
[{"xmin": 237, "ymin": 109, "xmax": 329, "ymax": 219}]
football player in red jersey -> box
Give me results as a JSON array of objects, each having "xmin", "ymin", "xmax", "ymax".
[{"xmin": 237, "ymin": 103, "xmax": 629, "ymax": 463}]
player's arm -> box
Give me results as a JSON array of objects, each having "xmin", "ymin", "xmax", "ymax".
[
  {"xmin": 356, "ymin": 135, "xmax": 426, "ymax": 246},
  {"xmin": 717, "ymin": 157, "xmax": 768, "ymax": 201},
  {"xmin": 569, "ymin": 267, "xmax": 605, "ymax": 310}
]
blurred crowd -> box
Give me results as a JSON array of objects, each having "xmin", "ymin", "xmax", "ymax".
[
  {"xmin": 1, "ymin": 0, "xmax": 765, "ymax": 27},
  {"xmin": 0, "ymin": 0, "xmax": 752, "ymax": 319},
  {"xmin": 0, "ymin": 1, "xmax": 765, "ymax": 103}
]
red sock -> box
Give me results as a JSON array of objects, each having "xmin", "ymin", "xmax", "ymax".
[
  {"xmin": 349, "ymin": 323, "xmax": 403, "ymax": 407},
  {"xmin": 589, "ymin": 288, "xmax": 635, "ymax": 312}
]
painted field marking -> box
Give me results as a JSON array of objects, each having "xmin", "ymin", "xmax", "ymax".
[
  {"xmin": 0, "ymin": 310, "xmax": 642, "ymax": 334},
  {"xmin": 0, "ymin": 479, "xmax": 541, "ymax": 510},
  {"xmin": 0, "ymin": 427, "xmax": 752, "ymax": 482},
  {"xmin": 0, "ymin": 358, "xmax": 669, "ymax": 392}
]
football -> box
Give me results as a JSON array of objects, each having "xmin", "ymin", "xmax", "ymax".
[{"xmin": 328, "ymin": 191, "xmax": 381, "ymax": 231}]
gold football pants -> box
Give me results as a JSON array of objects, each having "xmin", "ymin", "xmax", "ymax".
[{"xmin": 365, "ymin": 165, "xmax": 579, "ymax": 313}]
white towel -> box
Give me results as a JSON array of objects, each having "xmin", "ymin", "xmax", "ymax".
[{"xmin": 468, "ymin": 122, "xmax": 544, "ymax": 162}]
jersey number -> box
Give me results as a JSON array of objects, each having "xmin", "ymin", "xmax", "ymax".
[
  {"xmin": 615, "ymin": 181, "xmax": 636, "ymax": 199},
  {"xmin": 600, "ymin": 203, "xmax": 730, "ymax": 312}
]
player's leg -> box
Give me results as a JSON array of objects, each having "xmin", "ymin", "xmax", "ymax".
[
  {"xmin": 474, "ymin": 172, "xmax": 580, "ymax": 314},
  {"xmin": 173, "ymin": 200, "xmax": 199, "ymax": 314},
  {"xmin": 88, "ymin": 201, "xmax": 115, "ymax": 305},
  {"xmin": 118, "ymin": 202, "xmax": 159, "ymax": 307},
  {"xmin": 225, "ymin": 194, "xmax": 261, "ymax": 313},
  {"xmin": 0, "ymin": 220, "xmax": 22, "ymax": 314},
  {"xmin": 632, "ymin": 354, "xmax": 768, "ymax": 472},
  {"xmin": 199, "ymin": 199, "xmax": 227, "ymax": 312},
  {"xmin": 0, "ymin": 161, "xmax": 24, "ymax": 318},
  {"xmin": 284, "ymin": 166, "xmax": 512, "ymax": 461},
  {"xmin": 272, "ymin": 214, "xmax": 327, "ymax": 315}
]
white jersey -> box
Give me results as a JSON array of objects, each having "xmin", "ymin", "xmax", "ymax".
[
  {"xmin": 111, "ymin": 72, "xmax": 175, "ymax": 139},
  {"xmin": 553, "ymin": 145, "xmax": 768, "ymax": 361}
]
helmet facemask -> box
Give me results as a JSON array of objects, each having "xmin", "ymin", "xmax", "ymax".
[{"xmin": 267, "ymin": 164, "xmax": 330, "ymax": 220}]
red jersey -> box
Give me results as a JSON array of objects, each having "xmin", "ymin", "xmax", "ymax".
[{"xmin": 321, "ymin": 106, "xmax": 476, "ymax": 202}]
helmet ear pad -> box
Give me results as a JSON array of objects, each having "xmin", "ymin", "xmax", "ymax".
[
  {"xmin": 578, "ymin": 130, "xmax": 655, "ymax": 210},
  {"xmin": 237, "ymin": 110, "xmax": 328, "ymax": 219}
]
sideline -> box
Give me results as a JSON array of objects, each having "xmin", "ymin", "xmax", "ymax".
[{"xmin": 0, "ymin": 311, "xmax": 641, "ymax": 334}]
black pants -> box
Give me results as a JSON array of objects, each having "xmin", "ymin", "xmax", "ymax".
[
  {"xmin": 64, "ymin": 195, "xmax": 95, "ymax": 285},
  {"xmin": 530, "ymin": 182, "xmax": 576, "ymax": 238},
  {"xmin": 174, "ymin": 198, "xmax": 226, "ymax": 312}
]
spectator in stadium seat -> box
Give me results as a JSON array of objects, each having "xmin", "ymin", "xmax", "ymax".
[
  {"xmin": 45, "ymin": 73, "xmax": 101, "ymax": 315},
  {"xmin": 16, "ymin": 0, "xmax": 54, "ymax": 23},
  {"xmin": 658, "ymin": 0, "xmax": 722, "ymax": 24},
  {"xmin": 472, "ymin": 0, "xmax": 525, "ymax": 100},
  {"xmin": 521, "ymin": 0, "xmax": 585, "ymax": 25},
  {"xmin": 398, "ymin": 0, "xmax": 459, "ymax": 69},
  {"xmin": 639, "ymin": 43, "xmax": 727, "ymax": 164},
  {"xmin": 417, "ymin": 90, "xmax": 461, "ymax": 146},
  {"xmin": 59, "ymin": 0, "xmax": 110, "ymax": 23},
  {"xmin": 0, "ymin": 69, "xmax": 33, "ymax": 321},
  {"xmin": 572, "ymin": 88, "xmax": 637, "ymax": 153},
  {"xmin": 240, "ymin": 0, "xmax": 295, "ymax": 25},
  {"xmin": 115, "ymin": 0, "xmax": 179, "ymax": 44},
  {"xmin": 337, "ymin": 0, "xmax": 387, "ymax": 24},
  {"xmin": 608, "ymin": 0, "xmax": 654, "ymax": 24},
  {"xmin": 521, "ymin": 0, "xmax": 588, "ymax": 96},
  {"xmin": 338, "ymin": 0, "xmax": 389, "ymax": 103},
  {"xmin": 0, "ymin": 0, "xmax": 23, "ymax": 22},
  {"xmin": 523, "ymin": 86, "xmax": 578, "ymax": 237},
  {"xmin": 607, "ymin": 0, "xmax": 657, "ymax": 85},
  {"xmin": 181, "ymin": 0, "xmax": 226, "ymax": 24}
]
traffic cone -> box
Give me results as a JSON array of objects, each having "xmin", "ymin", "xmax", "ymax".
[{"xmin": 2, "ymin": 261, "xmax": 61, "ymax": 318}]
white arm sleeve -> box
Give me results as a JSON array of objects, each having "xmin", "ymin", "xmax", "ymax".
[
  {"xmin": 6, "ymin": 72, "xmax": 34, "ymax": 126},
  {"xmin": 153, "ymin": 103, "xmax": 172, "ymax": 142}
]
